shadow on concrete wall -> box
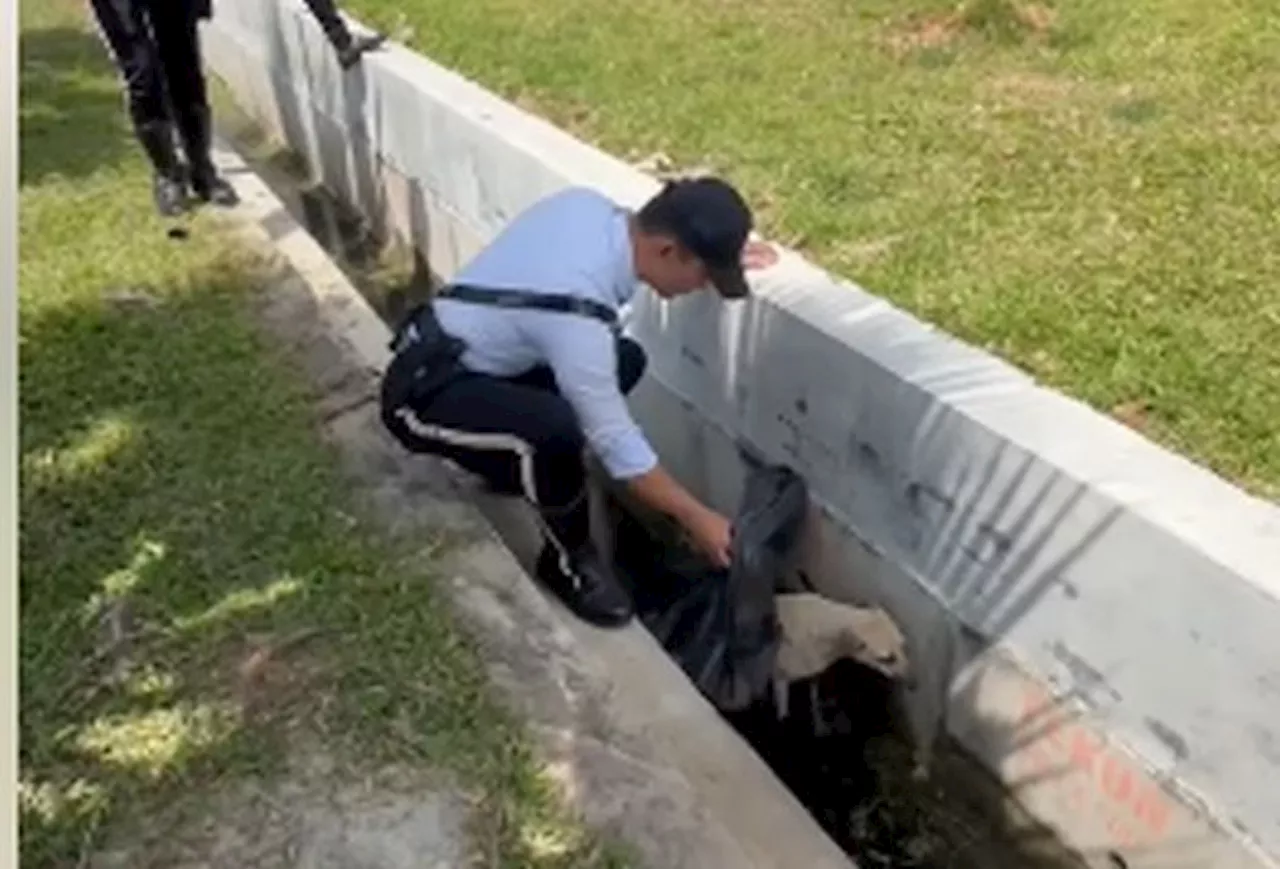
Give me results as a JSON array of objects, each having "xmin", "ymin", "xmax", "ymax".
[
  {"xmin": 701, "ymin": 213, "xmax": 1186, "ymax": 869},
  {"xmin": 917, "ymin": 418, "xmax": 1122, "ymax": 642}
]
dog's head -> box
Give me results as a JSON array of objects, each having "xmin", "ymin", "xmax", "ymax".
[{"xmin": 774, "ymin": 592, "xmax": 910, "ymax": 685}]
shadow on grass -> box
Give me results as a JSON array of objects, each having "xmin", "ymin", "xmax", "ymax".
[
  {"xmin": 19, "ymin": 263, "xmax": 340, "ymax": 863},
  {"xmin": 18, "ymin": 261, "xmax": 616, "ymax": 867},
  {"xmin": 19, "ymin": 24, "xmax": 142, "ymax": 187}
]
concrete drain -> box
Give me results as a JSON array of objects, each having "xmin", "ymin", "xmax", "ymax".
[
  {"xmin": 611, "ymin": 500, "xmax": 953, "ymax": 869},
  {"xmin": 240, "ymin": 145, "xmax": 1088, "ymax": 869}
]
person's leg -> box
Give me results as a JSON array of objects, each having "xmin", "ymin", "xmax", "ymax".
[
  {"xmin": 300, "ymin": 0, "xmax": 386, "ymax": 69},
  {"xmin": 382, "ymin": 373, "xmax": 633, "ymax": 627},
  {"xmin": 616, "ymin": 336, "xmax": 647, "ymax": 396},
  {"xmin": 88, "ymin": 0, "xmax": 186, "ymax": 216},
  {"xmin": 502, "ymin": 335, "xmax": 647, "ymax": 526},
  {"xmin": 147, "ymin": 0, "xmax": 237, "ymax": 207}
]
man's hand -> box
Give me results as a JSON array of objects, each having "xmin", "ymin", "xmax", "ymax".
[
  {"xmin": 626, "ymin": 464, "xmax": 734, "ymax": 568},
  {"xmin": 681, "ymin": 505, "xmax": 733, "ymax": 568}
]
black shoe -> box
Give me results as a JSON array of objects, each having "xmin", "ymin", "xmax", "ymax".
[
  {"xmin": 536, "ymin": 542, "xmax": 633, "ymax": 628},
  {"xmin": 151, "ymin": 172, "xmax": 187, "ymax": 218},
  {"xmin": 134, "ymin": 120, "xmax": 188, "ymax": 217},
  {"xmin": 338, "ymin": 33, "xmax": 387, "ymax": 69},
  {"xmin": 175, "ymin": 104, "xmax": 239, "ymax": 207},
  {"xmin": 190, "ymin": 163, "xmax": 239, "ymax": 207}
]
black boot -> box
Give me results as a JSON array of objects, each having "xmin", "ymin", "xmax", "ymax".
[
  {"xmin": 176, "ymin": 104, "xmax": 238, "ymax": 207},
  {"xmin": 536, "ymin": 541, "xmax": 634, "ymax": 628},
  {"xmin": 305, "ymin": 0, "xmax": 386, "ymax": 68},
  {"xmin": 336, "ymin": 32, "xmax": 387, "ymax": 69},
  {"xmin": 134, "ymin": 120, "xmax": 187, "ymax": 218}
]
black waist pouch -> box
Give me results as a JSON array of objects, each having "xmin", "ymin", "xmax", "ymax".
[{"xmin": 380, "ymin": 301, "xmax": 468, "ymax": 412}]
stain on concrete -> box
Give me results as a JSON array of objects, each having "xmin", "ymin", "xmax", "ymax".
[
  {"xmin": 964, "ymin": 521, "xmax": 1013, "ymax": 565},
  {"xmin": 1250, "ymin": 725, "xmax": 1280, "ymax": 767},
  {"xmin": 680, "ymin": 344, "xmax": 706, "ymax": 368},
  {"xmin": 293, "ymin": 788, "xmax": 469, "ymax": 869},
  {"xmin": 906, "ymin": 481, "xmax": 955, "ymax": 529},
  {"xmin": 1145, "ymin": 718, "xmax": 1190, "ymax": 762},
  {"xmin": 93, "ymin": 765, "xmax": 471, "ymax": 869},
  {"xmin": 850, "ymin": 436, "xmax": 886, "ymax": 481},
  {"xmin": 1050, "ymin": 642, "xmax": 1120, "ymax": 704},
  {"xmin": 736, "ymin": 439, "xmax": 767, "ymax": 470},
  {"xmin": 1258, "ymin": 671, "xmax": 1280, "ymax": 699}
]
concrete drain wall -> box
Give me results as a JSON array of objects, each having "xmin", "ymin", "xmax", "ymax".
[{"xmin": 200, "ymin": 2, "xmax": 1280, "ymax": 867}]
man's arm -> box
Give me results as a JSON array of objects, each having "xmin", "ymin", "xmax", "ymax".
[
  {"xmin": 537, "ymin": 318, "xmax": 657, "ymax": 479},
  {"xmin": 538, "ymin": 319, "xmax": 733, "ymax": 566},
  {"xmin": 626, "ymin": 465, "xmax": 732, "ymax": 567}
]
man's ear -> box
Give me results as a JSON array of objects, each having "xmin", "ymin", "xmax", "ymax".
[{"xmin": 654, "ymin": 236, "xmax": 679, "ymax": 259}]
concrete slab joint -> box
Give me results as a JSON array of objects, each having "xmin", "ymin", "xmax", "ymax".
[{"xmin": 202, "ymin": 2, "xmax": 1280, "ymax": 868}]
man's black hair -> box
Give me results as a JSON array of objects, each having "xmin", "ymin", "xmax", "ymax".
[{"xmin": 633, "ymin": 176, "xmax": 754, "ymax": 299}]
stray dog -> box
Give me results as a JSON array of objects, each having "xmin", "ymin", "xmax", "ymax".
[{"xmin": 772, "ymin": 592, "xmax": 909, "ymax": 718}]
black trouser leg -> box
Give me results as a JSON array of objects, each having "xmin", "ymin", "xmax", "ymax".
[
  {"xmin": 302, "ymin": 0, "xmax": 354, "ymax": 51},
  {"xmin": 499, "ymin": 334, "xmax": 646, "ymax": 531},
  {"xmin": 89, "ymin": 0, "xmax": 168, "ymax": 128},
  {"xmin": 384, "ymin": 374, "xmax": 592, "ymax": 549},
  {"xmin": 381, "ymin": 372, "xmax": 630, "ymax": 626},
  {"xmin": 89, "ymin": 0, "xmax": 188, "ymax": 214},
  {"xmin": 616, "ymin": 337, "xmax": 648, "ymax": 396},
  {"xmin": 147, "ymin": 0, "xmax": 237, "ymax": 206},
  {"xmin": 302, "ymin": 0, "xmax": 387, "ymax": 68},
  {"xmin": 380, "ymin": 335, "xmax": 645, "ymax": 627},
  {"xmin": 383, "ymin": 336, "xmax": 647, "ymax": 551}
]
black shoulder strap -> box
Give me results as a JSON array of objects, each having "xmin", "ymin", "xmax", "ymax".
[{"xmin": 436, "ymin": 283, "xmax": 619, "ymax": 329}]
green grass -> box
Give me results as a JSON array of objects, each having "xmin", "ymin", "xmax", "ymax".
[
  {"xmin": 344, "ymin": 0, "xmax": 1280, "ymax": 499},
  {"xmin": 18, "ymin": 2, "xmax": 629, "ymax": 866}
]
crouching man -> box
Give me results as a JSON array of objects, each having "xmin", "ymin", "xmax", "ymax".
[{"xmin": 380, "ymin": 178, "xmax": 757, "ymax": 628}]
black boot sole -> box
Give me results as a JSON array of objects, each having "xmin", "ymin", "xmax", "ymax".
[
  {"xmin": 153, "ymin": 176, "xmax": 188, "ymax": 218},
  {"xmin": 339, "ymin": 33, "xmax": 388, "ymax": 69},
  {"xmin": 535, "ymin": 550, "xmax": 634, "ymax": 629},
  {"xmin": 191, "ymin": 177, "xmax": 239, "ymax": 208}
]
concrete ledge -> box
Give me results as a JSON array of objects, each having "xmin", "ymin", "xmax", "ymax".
[
  {"xmin": 201, "ymin": 3, "xmax": 1280, "ymax": 867},
  {"xmin": 215, "ymin": 142, "xmax": 854, "ymax": 869}
]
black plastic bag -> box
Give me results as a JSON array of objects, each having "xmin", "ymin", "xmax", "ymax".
[{"xmin": 615, "ymin": 463, "xmax": 810, "ymax": 711}]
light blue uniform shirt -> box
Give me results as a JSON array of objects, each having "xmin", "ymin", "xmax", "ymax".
[{"xmin": 433, "ymin": 187, "xmax": 659, "ymax": 481}]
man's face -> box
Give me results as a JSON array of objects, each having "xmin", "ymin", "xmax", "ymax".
[{"xmin": 646, "ymin": 237, "xmax": 712, "ymax": 299}]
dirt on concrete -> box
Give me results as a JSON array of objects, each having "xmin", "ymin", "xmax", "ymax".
[{"xmin": 91, "ymin": 758, "xmax": 472, "ymax": 869}]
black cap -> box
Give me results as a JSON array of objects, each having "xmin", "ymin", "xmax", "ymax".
[{"xmin": 641, "ymin": 176, "xmax": 754, "ymax": 299}]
